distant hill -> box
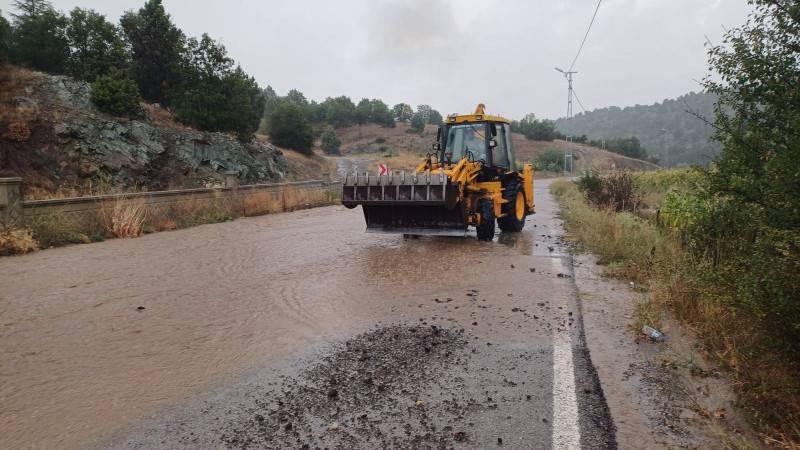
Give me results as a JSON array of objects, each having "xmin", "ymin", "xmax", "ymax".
[
  {"xmin": 326, "ymin": 123, "xmax": 658, "ymax": 178},
  {"xmin": 554, "ymin": 91, "xmax": 720, "ymax": 167}
]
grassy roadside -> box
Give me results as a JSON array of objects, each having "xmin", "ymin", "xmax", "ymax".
[
  {"xmin": 551, "ymin": 172, "xmax": 799, "ymax": 448},
  {"xmin": 0, "ymin": 187, "xmax": 338, "ymax": 256}
]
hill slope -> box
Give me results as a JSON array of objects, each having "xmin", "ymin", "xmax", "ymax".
[
  {"xmin": 326, "ymin": 123, "xmax": 658, "ymax": 177},
  {"xmin": 554, "ymin": 91, "xmax": 720, "ymax": 167},
  {"xmin": 0, "ymin": 67, "xmax": 287, "ymax": 198}
]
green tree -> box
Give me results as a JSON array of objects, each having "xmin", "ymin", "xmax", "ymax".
[
  {"xmin": 322, "ymin": 95, "xmax": 356, "ymax": 128},
  {"xmin": 698, "ymin": 0, "xmax": 800, "ymax": 348},
  {"xmin": 268, "ymin": 102, "xmax": 313, "ymax": 154},
  {"xmin": 428, "ymin": 109, "xmax": 443, "ymax": 125},
  {"xmin": 512, "ymin": 116, "xmax": 562, "ymax": 141},
  {"xmin": 392, "ymin": 103, "xmax": 413, "ymax": 121},
  {"xmin": 90, "ymin": 69, "xmax": 143, "ymax": 117},
  {"xmin": 172, "ymin": 35, "xmax": 264, "ymax": 141},
  {"xmin": 120, "ymin": 0, "xmax": 185, "ymax": 105},
  {"xmin": 0, "ymin": 13, "xmax": 10, "ymax": 64},
  {"xmin": 320, "ymin": 126, "xmax": 341, "ymax": 155},
  {"xmin": 415, "ymin": 104, "xmax": 432, "ymax": 123},
  {"xmin": 8, "ymin": 0, "xmax": 70, "ymax": 73},
  {"xmin": 66, "ymin": 7, "xmax": 128, "ymax": 81},
  {"xmin": 531, "ymin": 149, "xmax": 564, "ymax": 172},
  {"xmin": 355, "ymin": 98, "xmax": 370, "ymax": 125},
  {"xmin": 409, "ymin": 112, "xmax": 425, "ymax": 133},
  {"xmin": 369, "ymin": 99, "xmax": 395, "ymax": 127}
]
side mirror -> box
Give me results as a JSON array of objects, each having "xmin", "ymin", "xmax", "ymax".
[{"xmin": 489, "ymin": 139, "xmax": 498, "ymax": 148}]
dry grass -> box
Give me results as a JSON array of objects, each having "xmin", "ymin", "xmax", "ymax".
[
  {"xmin": 241, "ymin": 185, "xmax": 335, "ymax": 216},
  {"xmin": 142, "ymin": 103, "xmax": 192, "ymax": 131},
  {"xmin": 6, "ymin": 185, "xmax": 337, "ymax": 254},
  {"xmin": 552, "ymin": 178, "xmax": 800, "ymax": 448},
  {"xmin": 0, "ymin": 67, "xmax": 41, "ymax": 143},
  {"xmin": 0, "ymin": 226, "xmax": 39, "ymax": 255},
  {"xmin": 99, "ymin": 197, "xmax": 148, "ymax": 238}
]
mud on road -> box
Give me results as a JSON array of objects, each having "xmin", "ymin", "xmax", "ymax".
[
  {"xmin": 223, "ymin": 325, "xmax": 472, "ymax": 449},
  {"xmin": 4, "ymin": 178, "xmax": 735, "ymax": 450}
]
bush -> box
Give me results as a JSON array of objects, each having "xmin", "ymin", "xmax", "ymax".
[
  {"xmin": 532, "ymin": 149, "xmax": 563, "ymax": 172},
  {"xmin": 319, "ymin": 127, "xmax": 341, "ymax": 155},
  {"xmin": 28, "ymin": 213, "xmax": 91, "ymax": 247},
  {"xmin": 576, "ymin": 170, "xmax": 641, "ymax": 212},
  {"xmin": 0, "ymin": 226, "xmax": 39, "ymax": 255},
  {"xmin": 90, "ymin": 70, "xmax": 143, "ymax": 118},
  {"xmin": 409, "ymin": 112, "xmax": 425, "ymax": 133},
  {"xmin": 268, "ymin": 102, "xmax": 314, "ymax": 154}
]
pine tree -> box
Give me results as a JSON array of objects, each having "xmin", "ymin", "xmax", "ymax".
[
  {"xmin": 9, "ymin": 0, "xmax": 70, "ymax": 73},
  {"xmin": 120, "ymin": 0, "xmax": 185, "ymax": 105}
]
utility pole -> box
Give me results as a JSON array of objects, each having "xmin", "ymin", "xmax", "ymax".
[{"xmin": 555, "ymin": 67, "xmax": 578, "ymax": 119}]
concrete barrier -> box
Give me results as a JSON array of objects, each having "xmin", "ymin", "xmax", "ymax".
[{"xmin": 0, "ymin": 175, "xmax": 342, "ymax": 226}]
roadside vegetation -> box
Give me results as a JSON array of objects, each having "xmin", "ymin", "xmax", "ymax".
[
  {"xmin": 0, "ymin": 187, "xmax": 337, "ymax": 255},
  {"xmin": 554, "ymin": 3, "xmax": 799, "ymax": 445},
  {"xmin": 553, "ymin": 170, "xmax": 798, "ymax": 447}
]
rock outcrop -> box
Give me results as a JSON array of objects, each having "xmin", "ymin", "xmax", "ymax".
[{"xmin": 1, "ymin": 68, "xmax": 287, "ymax": 194}]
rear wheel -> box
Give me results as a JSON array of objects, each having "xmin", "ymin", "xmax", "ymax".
[
  {"xmin": 498, "ymin": 182, "xmax": 526, "ymax": 232},
  {"xmin": 476, "ymin": 199, "xmax": 495, "ymax": 241}
]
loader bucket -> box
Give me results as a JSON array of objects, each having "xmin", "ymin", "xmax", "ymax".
[{"xmin": 341, "ymin": 171, "xmax": 467, "ymax": 236}]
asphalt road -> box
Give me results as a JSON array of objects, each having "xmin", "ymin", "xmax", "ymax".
[{"xmin": 1, "ymin": 179, "xmax": 616, "ymax": 449}]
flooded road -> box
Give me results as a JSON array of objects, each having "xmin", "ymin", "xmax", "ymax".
[{"xmin": 1, "ymin": 179, "xmax": 615, "ymax": 449}]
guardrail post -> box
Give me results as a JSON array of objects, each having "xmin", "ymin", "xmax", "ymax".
[
  {"xmin": 0, "ymin": 177, "xmax": 23, "ymax": 227},
  {"xmin": 224, "ymin": 171, "xmax": 240, "ymax": 189}
]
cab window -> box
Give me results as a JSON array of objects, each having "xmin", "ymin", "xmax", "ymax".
[
  {"xmin": 501, "ymin": 124, "xmax": 515, "ymax": 168},
  {"xmin": 491, "ymin": 123, "xmax": 510, "ymax": 168},
  {"xmin": 444, "ymin": 123, "xmax": 487, "ymax": 163}
]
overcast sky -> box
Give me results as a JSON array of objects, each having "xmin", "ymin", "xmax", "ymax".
[{"xmin": 1, "ymin": 0, "xmax": 753, "ymax": 119}]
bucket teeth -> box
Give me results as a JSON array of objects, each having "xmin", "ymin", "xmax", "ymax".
[
  {"xmin": 342, "ymin": 172, "xmax": 455, "ymax": 206},
  {"xmin": 341, "ymin": 172, "xmax": 464, "ymax": 235}
]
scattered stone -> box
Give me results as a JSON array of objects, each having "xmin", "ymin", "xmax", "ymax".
[{"xmin": 136, "ymin": 306, "xmax": 146, "ymax": 311}]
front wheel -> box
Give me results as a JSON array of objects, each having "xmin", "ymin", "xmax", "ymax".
[
  {"xmin": 476, "ymin": 199, "xmax": 495, "ymax": 241},
  {"xmin": 498, "ymin": 183, "xmax": 526, "ymax": 232}
]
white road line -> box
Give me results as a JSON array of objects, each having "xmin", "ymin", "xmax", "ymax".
[{"xmin": 550, "ymin": 256, "xmax": 582, "ymax": 449}]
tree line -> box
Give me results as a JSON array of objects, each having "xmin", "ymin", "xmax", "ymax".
[
  {"xmin": 554, "ymin": 91, "xmax": 720, "ymax": 167},
  {"xmin": 0, "ymin": 0, "xmax": 446, "ymax": 152},
  {"xmin": 1, "ymin": 0, "xmax": 265, "ymax": 141},
  {"xmin": 261, "ymin": 89, "xmax": 443, "ymax": 154}
]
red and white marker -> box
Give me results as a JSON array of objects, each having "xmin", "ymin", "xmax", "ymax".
[{"xmin": 378, "ymin": 163, "xmax": 389, "ymax": 176}]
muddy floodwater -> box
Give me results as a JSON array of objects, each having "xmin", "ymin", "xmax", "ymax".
[{"xmin": 1, "ymin": 180, "xmax": 620, "ymax": 449}]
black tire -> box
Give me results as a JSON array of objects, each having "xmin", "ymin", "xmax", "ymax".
[
  {"xmin": 476, "ymin": 199, "xmax": 495, "ymax": 241},
  {"xmin": 498, "ymin": 181, "xmax": 526, "ymax": 232}
]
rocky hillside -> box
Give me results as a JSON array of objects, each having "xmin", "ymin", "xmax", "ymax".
[{"xmin": 0, "ymin": 67, "xmax": 287, "ymax": 198}]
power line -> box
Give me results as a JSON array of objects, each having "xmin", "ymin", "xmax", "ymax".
[
  {"xmin": 568, "ymin": 0, "xmax": 603, "ymax": 72},
  {"xmin": 571, "ymin": 87, "xmax": 587, "ymax": 113}
]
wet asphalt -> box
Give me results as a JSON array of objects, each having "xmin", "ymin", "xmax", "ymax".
[{"xmin": 1, "ymin": 180, "xmax": 616, "ymax": 449}]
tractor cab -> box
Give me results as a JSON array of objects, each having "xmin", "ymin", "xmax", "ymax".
[{"xmin": 435, "ymin": 104, "xmax": 516, "ymax": 172}]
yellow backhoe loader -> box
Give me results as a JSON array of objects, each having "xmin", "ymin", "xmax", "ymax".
[{"xmin": 342, "ymin": 104, "xmax": 534, "ymax": 240}]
